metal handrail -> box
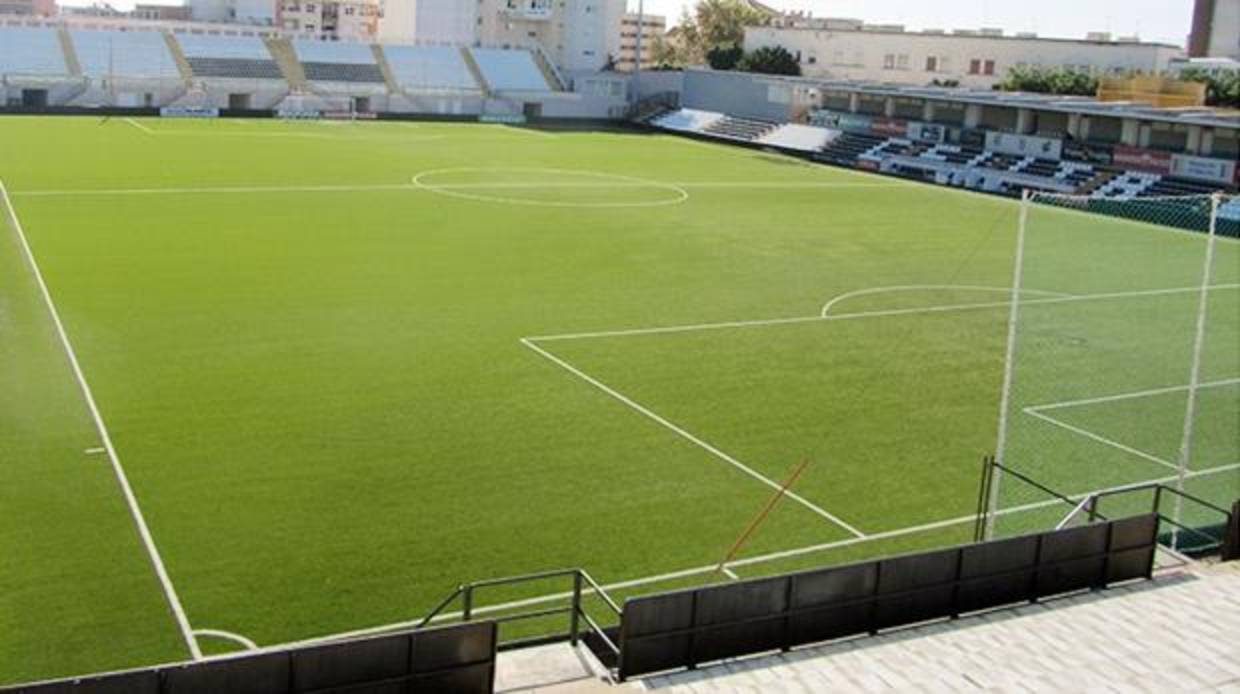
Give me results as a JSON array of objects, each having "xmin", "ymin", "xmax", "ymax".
[{"xmin": 412, "ymin": 568, "xmax": 622, "ymax": 660}]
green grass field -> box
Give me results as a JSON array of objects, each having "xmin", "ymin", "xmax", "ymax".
[{"xmin": 0, "ymin": 116, "xmax": 1236, "ymax": 684}]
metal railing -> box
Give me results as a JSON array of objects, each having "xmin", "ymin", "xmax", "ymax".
[
  {"xmin": 416, "ymin": 568, "xmax": 621, "ymax": 662},
  {"xmin": 982, "ymin": 458, "xmax": 1235, "ymax": 556}
]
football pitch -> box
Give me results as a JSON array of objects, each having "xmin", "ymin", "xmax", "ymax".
[{"xmin": 1, "ymin": 116, "xmax": 1236, "ymax": 684}]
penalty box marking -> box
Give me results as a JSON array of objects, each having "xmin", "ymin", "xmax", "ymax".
[
  {"xmin": 1023, "ymin": 378, "xmax": 1240, "ymax": 472},
  {"xmin": 522, "ymin": 283, "xmax": 1240, "ymax": 540}
]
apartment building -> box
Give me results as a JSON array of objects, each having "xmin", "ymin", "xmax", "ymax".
[
  {"xmin": 1189, "ymin": 0, "xmax": 1240, "ymax": 59},
  {"xmin": 615, "ymin": 11, "xmax": 665, "ymax": 72},
  {"xmin": 277, "ymin": 1, "xmax": 381, "ymax": 40}
]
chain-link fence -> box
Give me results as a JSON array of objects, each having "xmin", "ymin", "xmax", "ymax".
[{"xmin": 988, "ymin": 193, "xmax": 1240, "ymax": 548}]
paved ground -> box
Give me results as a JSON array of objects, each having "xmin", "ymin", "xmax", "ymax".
[{"xmin": 495, "ymin": 560, "xmax": 1240, "ymax": 693}]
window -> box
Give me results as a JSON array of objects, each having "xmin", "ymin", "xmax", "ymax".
[
  {"xmin": 925, "ymin": 56, "xmax": 938, "ymax": 72},
  {"xmin": 968, "ymin": 59, "xmax": 981, "ymax": 75},
  {"xmin": 983, "ymin": 59, "xmax": 996, "ymax": 75},
  {"xmin": 883, "ymin": 53, "xmax": 895, "ymax": 70}
]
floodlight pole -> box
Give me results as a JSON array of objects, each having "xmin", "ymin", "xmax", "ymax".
[
  {"xmin": 632, "ymin": 0, "xmax": 644, "ymax": 106},
  {"xmin": 985, "ymin": 188, "xmax": 1032, "ymax": 540},
  {"xmin": 1172, "ymin": 193, "xmax": 1220, "ymax": 550}
]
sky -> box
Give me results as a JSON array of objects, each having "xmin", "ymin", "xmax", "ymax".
[{"xmin": 58, "ymin": 0, "xmax": 1196, "ymax": 48}]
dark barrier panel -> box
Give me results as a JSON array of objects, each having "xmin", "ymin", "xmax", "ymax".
[
  {"xmin": 618, "ymin": 514, "xmax": 1158, "ymax": 680},
  {"xmin": 1226, "ymin": 501, "xmax": 1240, "ymax": 562},
  {"xmin": 3, "ymin": 621, "xmax": 497, "ymax": 694}
]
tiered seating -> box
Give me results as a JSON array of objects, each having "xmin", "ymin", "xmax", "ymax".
[
  {"xmin": 755, "ymin": 124, "xmax": 836, "ymax": 152},
  {"xmin": 1144, "ymin": 175, "xmax": 1230, "ymax": 197},
  {"xmin": 702, "ymin": 115, "xmax": 778, "ymax": 142},
  {"xmin": 382, "ymin": 45, "xmax": 478, "ymax": 91},
  {"xmin": 1219, "ymin": 197, "xmax": 1240, "ymax": 222},
  {"xmin": 1093, "ymin": 171, "xmax": 1161, "ymax": 199},
  {"xmin": 0, "ymin": 27, "xmax": 68, "ymax": 76},
  {"xmin": 649, "ymin": 108, "xmax": 725, "ymax": 133},
  {"xmin": 72, "ymin": 30, "xmax": 177, "ymax": 79},
  {"xmin": 1054, "ymin": 161, "xmax": 1097, "ymax": 187},
  {"xmin": 293, "ymin": 39, "xmax": 383, "ymax": 83},
  {"xmin": 1020, "ymin": 158, "xmax": 1061, "ymax": 177},
  {"xmin": 177, "ymin": 35, "xmax": 282, "ymax": 80},
  {"xmin": 816, "ymin": 132, "xmax": 887, "ymax": 165},
  {"xmin": 470, "ymin": 48, "xmax": 550, "ymax": 92}
]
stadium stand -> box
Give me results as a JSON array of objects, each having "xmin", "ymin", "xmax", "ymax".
[
  {"xmin": 381, "ymin": 45, "xmax": 480, "ymax": 92},
  {"xmin": 755, "ymin": 123, "xmax": 837, "ymax": 152},
  {"xmin": 0, "ymin": 26, "xmax": 68, "ymax": 76},
  {"xmin": 71, "ymin": 30, "xmax": 178, "ymax": 79},
  {"xmin": 648, "ymin": 107, "xmax": 724, "ymax": 133},
  {"xmin": 176, "ymin": 35, "xmax": 283, "ymax": 80},
  {"xmin": 702, "ymin": 114, "xmax": 779, "ymax": 142},
  {"xmin": 469, "ymin": 48, "xmax": 552, "ymax": 92},
  {"xmin": 292, "ymin": 39, "xmax": 384, "ymax": 84}
]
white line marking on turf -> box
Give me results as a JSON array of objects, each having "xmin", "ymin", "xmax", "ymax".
[
  {"xmin": 520, "ymin": 337, "xmax": 867, "ymax": 539},
  {"xmin": 528, "ymin": 283, "xmax": 1240, "ymax": 343},
  {"xmin": 0, "ymin": 180, "xmax": 202, "ymax": 661},
  {"xmin": 9, "ymin": 180, "xmax": 904, "ymax": 198},
  {"xmin": 84, "ymin": 447, "xmax": 106, "ymax": 455},
  {"xmin": 1024, "ymin": 408, "xmax": 1179, "ymax": 471},
  {"xmin": 412, "ymin": 167, "xmax": 689, "ymax": 209},
  {"xmin": 13, "ymin": 184, "xmax": 418, "ymax": 197},
  {"xmin": 193, "ymin": 629, "xmax": 258, "ymax": 651},
  {"xmin": 1026, "ymin": 378, "xmax": 1240, "ymax": 412},
  {"xmin": 721, "ymin": 567, "xmax": 740, "ymax": 580},
  {"xmin": 269, "ymin": 462, "xmax": 1240, "ymax": 652},
  {"xmin": 820, "ymin": 284, "xmax": 1073, "ymax": 318},
  {"xmin": 123, "ymin": 117, "xmax": 154, "ymax": 134}
]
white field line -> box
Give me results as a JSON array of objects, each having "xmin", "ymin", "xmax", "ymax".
[
  {"xmin": 0, "ymin": 181, "xmax": 202, "ymax": 660},
  {"xmin": 193, "ymin": 629, "xmax": 258, "ymax": 651},
  {"xmin": 269, "ymin": 460, "xmax": 1240, "ymax": 653},
  {"xmin": 528, "ymin": 283, "xmax": 1240, "ymax": 343},
  {"xmin": 520, "ymin": 337, "xmax": 867, "ymax": 539},
  {"xmin": 84, "ymin": 447, "xmax": 106, "ymax": 455},
  {"xmin": 820, "ymin": 284, "xmax": 1073, "ymax": 318},
  {"xmin": 721, "ymin": 567, "xmax": 740, "ymax": 580},
  {"xmin": 9, "ymin": 180, "xmax": 900, "ymax": 198},
  {"xmin": 12, "ymin": 184, "xmax": 418, "ymax": 197},
  {"xmin": 1024, "ymin": 409, "xmax": 1179, "ymax": 471},
  {"xmin": 1026, "ymin": 377, "xmax": 1240, "ymax": 412},
  {"xmin": 123, "ymin": 117, "xmax": 154, "ymax": 134}
]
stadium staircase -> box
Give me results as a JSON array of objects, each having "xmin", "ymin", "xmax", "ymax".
[
  {"xmin": 264, "ymin": 36, "xmax": 308, "ymax": 92},
  {"xmin": 371, "ymin": 44, "xmax": 400, "ymax": 94},
  {"xmin": 55, "ymin": 27, "xmax": 81, "ymax": 77},
  {"xmin": 701, "ymin": 115, "xmax": 778, "ymax": 142},
  {"xmin": 163, "ymin": 33, "xmax": 194, "ymax": 85},
  {"xmin": 530, "ymin": 45, "xmax": 567, "ymax": 91},
  {"xmin": 460, "ymin": 47, "xmax": 491, "ymax": 97}
]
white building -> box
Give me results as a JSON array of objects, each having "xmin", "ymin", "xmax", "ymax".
[
  {"xmin": 744, "ymin": 24, "xmax": 1184, "ymax": 89},
  {"xmin": 189, "ymin": 0, "xmax": 277, "ymax": 26},
  {"xmin": 277, "ymin": 0, "xmax": 381, "ymax": 41},
  {"xmin": 615, "ymin": 11, "xmax": 665, "ymax": 72},
  {"xmin": 1189, "ymin": 0, "xmax": 1240, "ymax": 60}
]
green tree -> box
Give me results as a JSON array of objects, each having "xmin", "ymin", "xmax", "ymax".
[
  {"xmin": 737, "ymin": 46, "xmax": 801, "ymax": 76},
  {"xmin": 999, "ymin": 65, "xmax": 1098, "ymax": 96},
  {"xmin": 675, "ymin": 0, "xmax": 771, "ymax": 65},
  {"xmin": 1178, "ymin": 68, "xmax": 1240, "ymax": 108},
  {"xmin": 706, "ymin": 44, "xmax": 744, "ymax": 70}
]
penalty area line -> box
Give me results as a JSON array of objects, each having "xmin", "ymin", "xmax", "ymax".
[
  {"xmin": 0, "ymin": 180, "xmax": 202, "ymax": 661},
  {"xmin": 123, "ymin": 117, "xmax": 155, "ymax": 134},
  {"xmin": 520, "ymin": 337, "xmax": 866, "ymax": 539}
]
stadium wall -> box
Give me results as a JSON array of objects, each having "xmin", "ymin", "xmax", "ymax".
[{"xmin": 681, "ymin": 69, "xmax": 793, "ymax": 123}]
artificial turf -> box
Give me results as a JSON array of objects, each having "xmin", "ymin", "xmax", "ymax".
[{"xmin": 0, "ymin": 116, "xmax": 1235, "ymax": 684}]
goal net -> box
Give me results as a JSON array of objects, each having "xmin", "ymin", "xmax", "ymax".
[{"xmin": 988, "ymin": 192, "xmax": 1239, "ymax": 548}]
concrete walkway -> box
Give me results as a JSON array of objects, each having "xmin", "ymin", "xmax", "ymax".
[{"xmin": 496, "ymin": 561, "xmax": 1240, "ymax": 693}]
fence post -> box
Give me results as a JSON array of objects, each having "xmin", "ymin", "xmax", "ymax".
[
  {"xmin": 1087, "ymin": 495, "xmax": 1099, "ymax": 524},
  {"xmin": 1224, "ymin": 501, "xmax": 1240, "ymax": 562},
  {"xmin": 462, "ymin": 585, "xmax": 473, "ymax": 622},
  {"xmin": 570, "ymin": 571, "xmax": 582, "ymax": 646}
]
